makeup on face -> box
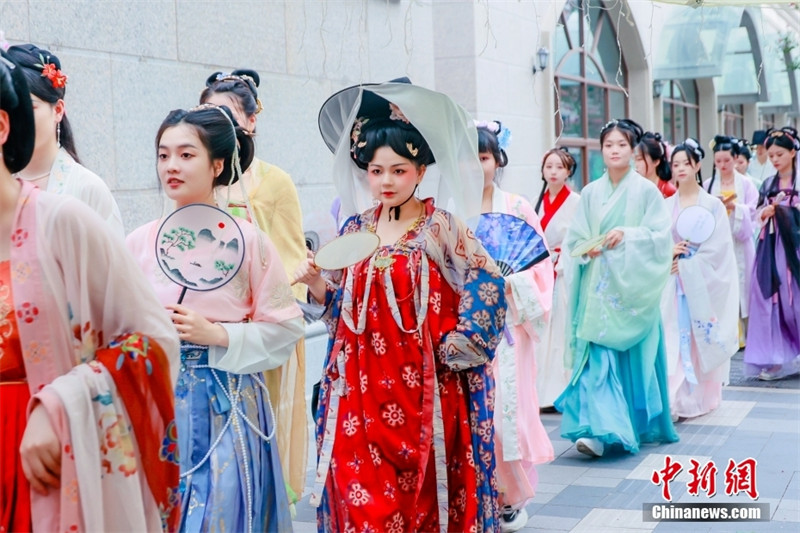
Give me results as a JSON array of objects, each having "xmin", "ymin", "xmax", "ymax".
[
  {"xmin": 366, "ymin": 145, "xmax": 422, "ymax": 207},
  {"xmin": 157, "ymin": 124, "xmax": 218, "ymax": 207}
]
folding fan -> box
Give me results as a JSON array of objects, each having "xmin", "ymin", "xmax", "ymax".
[{"xmin": 473, "ymin": 212, "xmax": 550, "ymax": 276}]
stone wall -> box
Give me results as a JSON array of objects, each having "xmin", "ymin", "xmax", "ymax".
[{"xmin": 2, "ymin": 0, "xmax": 435, "ymax": 232}]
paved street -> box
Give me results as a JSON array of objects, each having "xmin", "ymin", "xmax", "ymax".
[{"xmin": 294, "ymin": 326, "xmax": 800, "ymax": 532}]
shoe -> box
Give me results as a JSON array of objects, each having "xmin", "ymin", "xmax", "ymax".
[
  {"xmin": 671, "ymin": 412, "xmax": 680, "ymax": 423},
  {"xmin": 539, "ymin": 405, "xmax": 558, "ymax": 414},
  {"xmin": 500, "ymin": 506, "xmax": 529, "ymax": 533},
  {"xmin": 576, "ymin": 437, "xmax": 604, "ymax": 457},
  {"xmin": 758, "ymin": 370, "xmax": 779, "ymax": 381}
]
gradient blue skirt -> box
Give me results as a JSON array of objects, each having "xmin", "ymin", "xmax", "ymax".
[
  {"xmin": 175, "ymin": 343, "xmax": 292, "ymax": 532},
  {"xmin": 555, "ymin": 323, "xmax": 679, "ymax": 453}
]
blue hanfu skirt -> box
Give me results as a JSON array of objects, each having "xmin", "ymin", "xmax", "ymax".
[
  {"xmin": 175, "ymin": 343, "xmax": 293, "ymax": 532},
  {"xmin": 555, "ymin": 322, "xmax": 679, "ymax": 453}
]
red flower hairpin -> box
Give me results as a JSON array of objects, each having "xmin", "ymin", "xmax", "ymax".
[{"xmin": 35, "ymin": 54, "xmax": 67, "ymax": 89}]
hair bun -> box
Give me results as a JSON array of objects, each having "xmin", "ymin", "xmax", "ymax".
[
  {"xmin": 205, "ymin": 71, "xmax": 225, "ymax": 87},
  {"xmin": 231, "ymin": 69, "xmax": 260, "ymax": 87}
]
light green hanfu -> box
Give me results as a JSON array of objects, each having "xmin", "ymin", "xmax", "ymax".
[{"xmin": 555, "ymin": 170, "xmax": 678, "ymax": 453}]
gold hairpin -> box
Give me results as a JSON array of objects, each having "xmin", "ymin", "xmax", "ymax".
[{"xmin": 406, "ymin": 142, "xmax": 418, "ymax": 157}]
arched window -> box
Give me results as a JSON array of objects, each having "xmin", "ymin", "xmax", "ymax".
[
  {"xmin": 662, "ymin": 80, "xmax": 700, "ymax": 145},
  {"xmin": 554, "ymin": 0, "xmax": 629, "ymax": 189},
  {"xmin": 722, "ymin": 104, "xmax": 744, "ymax": 138}
]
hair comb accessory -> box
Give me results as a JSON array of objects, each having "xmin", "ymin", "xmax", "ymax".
[
  {"xmin": 189, "ymin": 102, "xmax": 222, "ymax": 113},
  {"xmin": 778, "ymin": 127, "xmax": 800, "ymax": 149},
  {"xmin": 33, "ymin": 53, "xmax": 66, "ymax": 89},
  {"xmin": 388, "ymin": 102, "xmax": 410, "ymax": 124},
  {"xmin": 602, "ymin": 119, "xmax": 619, "ymax": 131},
  {"xmin": 350, "ymin": 117, "xmax": 369, "ymax": 154},
  {"xmin": 406, "ymin": 142, "xmax": 419, "ymax": 157}
]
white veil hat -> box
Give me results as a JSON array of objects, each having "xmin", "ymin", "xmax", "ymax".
[{"xmin": 317, "ymin": 79, "xmax": 483, "ymax": 223}]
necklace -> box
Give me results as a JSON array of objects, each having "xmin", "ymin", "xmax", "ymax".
[{"xmin": 14, "ymin": 171, "xmax": 50, "ymax": 183}]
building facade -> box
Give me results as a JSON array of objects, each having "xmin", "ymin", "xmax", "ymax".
[{"xmin": 3, "ymin": 0, "xmax": 799, "ymax": 229}]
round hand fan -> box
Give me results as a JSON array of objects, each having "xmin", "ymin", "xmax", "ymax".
[
  {"xmin": 313, "ymin": 232, "xmax": 380, "ymax": 270},
  {"xmin": 473, "ymin": 212, "xmax": 549, "ymax": 276},
  {"xmin": 570, "ymin": 234, "xmax": 607, "ymax": 258},
  {"xmin": 156, "ymin": 203, "xmax": 246, "ymax": 303},
  {"xmin": 675, "ymin": 205, "xmax": 715, "ymax": 244}
]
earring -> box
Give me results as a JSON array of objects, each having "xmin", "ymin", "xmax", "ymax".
[{"xmin": 56, "ymin": 122, "xmax": 61, "ymax": 147}]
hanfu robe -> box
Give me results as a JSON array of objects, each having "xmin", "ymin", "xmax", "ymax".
[
  {"xmin": 554, "ymin": 170, "xmax": 678, "ymax": 453},
  {"xmin": 224, "ymin": 157, "xmax": 309, "ymax": 501},
  {"xmin": 4, "ymin": 181, "xmax": 181, "ymax": 532},
  {"xmin": 744, "ymin": 176, "xmax": 800, "ymax": 378},
  {"xmin": 485, "ymin": 188, "xmax": 554, "ymax": 508},
  {"xmin": 43, "ymin": 147, "xmax": 125, "ymax": 238},
  {"xmin": 537, "ymin": 186, "xmax": 581, "ymax": 407},
  {"xmin": 127, "ymin": 212, "xmax": 305, "ymax": 533},
  {"xmin": 311, "ymin": 198, "xmax": 506, "ymax": 533},
  {"xmin": 704, "ymin": 171, "xmax": 757, "ymax": 320},
  {"xmin": 660, "ymin": 190, "xmax": 738, "ymax": 418}
]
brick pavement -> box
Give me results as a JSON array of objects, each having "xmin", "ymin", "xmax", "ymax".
[{"xmin": 294, "ymin": 329, "xmax": 800, "ymax": 532}]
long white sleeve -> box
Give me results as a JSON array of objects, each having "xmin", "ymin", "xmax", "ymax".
[{"xmin": 210, "ymin": 317, "xmax": 304, "ymax": 374}]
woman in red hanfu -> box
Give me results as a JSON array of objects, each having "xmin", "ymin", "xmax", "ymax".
[{"xmin": 295, "ymin": 80, "xmax": 507, "ymax": 532}]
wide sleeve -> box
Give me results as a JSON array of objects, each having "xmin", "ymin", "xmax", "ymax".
[
  {"xmin": 210, "ymin": 230, "xmax": 304, "ymax": 374},
  {"xmin": 426, "ymin": 211, "xmax": 507, "ymax": 370},
  {"xmin": 562, "ymin": 188, "xmax": 595, "ymax": 266},
  {"xmin": 47, "ymin": 199, "xmax": 180, "ymax": 383},
  {"xmin": 677, "ymin": 198, "xmax": 739, "ymax": 370},
  {"xmin": 576, "ymin": 183, "xmax": 672, "ymax": 351},
  {"xmin": 730, "ymin": 177, "xmax": 758, "ymax": 242},
  {"xmin": 504, "ymin": 195, "xmax": 554, "ymax": 329}
]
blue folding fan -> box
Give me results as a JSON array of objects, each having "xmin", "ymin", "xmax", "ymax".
[{"xmin": 473, "ymin": 212, "xmax": 549, "ymax": 276}]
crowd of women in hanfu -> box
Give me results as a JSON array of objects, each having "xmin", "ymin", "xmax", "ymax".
[{"xmin": 1, "ymin": 42, "xmax": 798, "ymax": 533}]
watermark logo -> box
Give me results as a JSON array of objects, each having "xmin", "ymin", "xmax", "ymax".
[
  {"xmin": 645, "ymin": 456, "xmax": 768, "ymax": 523},
  {"xmin": 650, "ymin": 455, "xmax": 759, "ymax": 501}
]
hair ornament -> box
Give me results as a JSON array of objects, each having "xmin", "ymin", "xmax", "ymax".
[
  {"xmin": 33, "ymin": 53, "xmax": 66, "ymax": 89},
  {"xmin": 768, "ymin": 127, "xmax": 800, "ymax": 150},
  {"xmin": 0, "ymin": 31, "xmax": 9, "ymax": 52},
  {"xmin": 189, "ymin": 102, "xmax": 222, "ymax": 113},
  {"xmin": 683, "ymin": 137, "xmax": 705, "ymax": 160},
  {"xmin": 388, "ymin": 102, "xmax": 410, "ymax": 124},
  {"xmin": 474, "ymin": 119, "xmax": 512, "ymax": 151},
  {"xmin": 602, "ymin": 119, "xmax": 619, "ymax": 131},
  {"xmin": 406, "ymin": 142, "xmax": 419, "ymax": 157}
]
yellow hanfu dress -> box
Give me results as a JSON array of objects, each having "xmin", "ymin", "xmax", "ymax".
[{"xmin": 226, "ymin": 157, "xmax": 309, "ymax": 501}]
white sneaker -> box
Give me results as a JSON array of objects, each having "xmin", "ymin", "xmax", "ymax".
[
  {"xmin": 758, "ymin": 369, "xmax": 779, "ymax": 381},
  {"xmin": 500, "ymin": 506, "xmax": 528, "ymax": 533},
  {"xmin": 576, "ymin": 437, "xmax": 604, "ymax": 457}
]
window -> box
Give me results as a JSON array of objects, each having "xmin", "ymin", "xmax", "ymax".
[
  {"xmin": 554, "ymin": 0, "xmax": 628, "ymax": 189},
  {"xmin": 721, "ymin": 104, "xmax": 744, "ymax": 138},
  {"xmin": 760, "ymin": 113, "xmax": 776, "ymax": 131},
  {"xmin": 662, "ymin": 80, "xmax": 700, "ymax": 145}
]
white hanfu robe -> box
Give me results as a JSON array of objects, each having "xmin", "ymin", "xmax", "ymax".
[{"xmin": 661, "ymin": 189, "xmax": 739, "ymax": 418}]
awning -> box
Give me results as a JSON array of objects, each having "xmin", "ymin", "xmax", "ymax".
[
  {"xmin": 715, "ymin": 9, "xmax": 768, "ymax": 104},
  {"xmin": 758, "ymin": 33, "xmax": 800, "ymax": 114},
  {"xmin": 653, "ymin": 6, "xmax": 743, "ymax": 80}
]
